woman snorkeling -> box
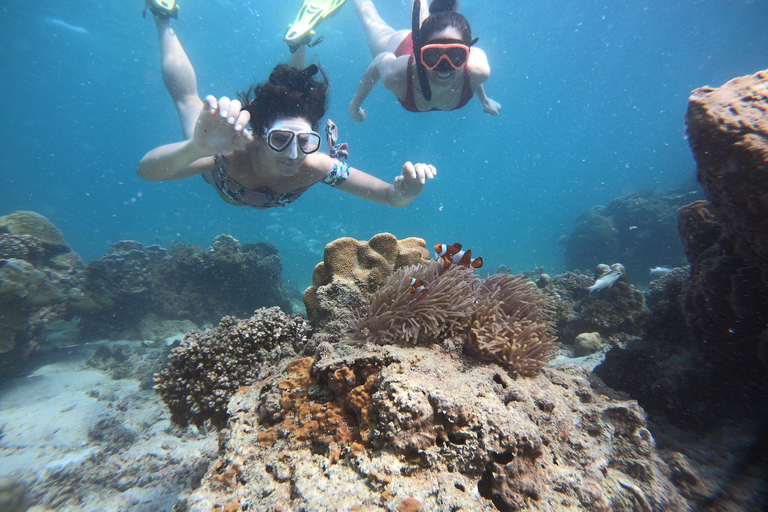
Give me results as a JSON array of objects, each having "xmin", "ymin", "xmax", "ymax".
[
  {"xmin": 349, "ymin": 0, "xmax": 501, "ymax": 121},
  {"xmin": 137, "ymin": 0, "xmax": 435, "ymax": 209}
]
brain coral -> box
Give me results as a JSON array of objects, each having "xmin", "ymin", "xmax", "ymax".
[
  {"xmin": 0, "ymin": 211, "xmax": 72, "ymax": 257},
  {"xmin": 303, "ymin": 234, "xmax": 430, "ymax": 330},
  {"xmin": 347, "ymin": 260, "xmax": 557, "ymax": 377},
  {"xmin": 154, "ymin": 307, "xmax": 309, "ymax": 427}
]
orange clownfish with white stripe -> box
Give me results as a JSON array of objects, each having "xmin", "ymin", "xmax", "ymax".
[
  {"xmin": 409, "ymin": 277, "xmax": 428, "ymax": 298},
  {"xmin": 434, "ymin": 243, "xmax": 483, "ymax": 269}
]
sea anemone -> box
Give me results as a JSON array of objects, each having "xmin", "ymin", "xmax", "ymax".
[{"xmin": 347, "ymin": 261, "xmax": 557, "ymax": 377}]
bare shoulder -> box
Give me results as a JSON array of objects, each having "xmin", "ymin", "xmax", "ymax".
[
  {"xmin": 304, "ymin": 152, "xmax": 334, "ymax": 179},
  {"xmin": 468, "ymin": 47, "xmax": 491, "ymax": 84},
  {"xmin": 379, "ymin": 54, "xmax": 410, "ymax": 98}
]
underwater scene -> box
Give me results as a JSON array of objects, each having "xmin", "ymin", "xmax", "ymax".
[{"xmin": 1, "ymin": 0, "xmax": 767, "ymax": 510}]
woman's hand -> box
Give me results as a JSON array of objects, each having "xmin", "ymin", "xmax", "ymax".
[
  {"xmin": 394, "ymin": 162, "xmax": 437, "ymax": 202},
  {"xmin": 482, "ymin": 98, "xmax": 502, "ymax": 116},
  {"xmin": 349, "ymin": 103, "xmax": 367, "ymax": 123},
  {"xmin": 192, "ymin": 96, "xmax": 253, "ymax": 154}
]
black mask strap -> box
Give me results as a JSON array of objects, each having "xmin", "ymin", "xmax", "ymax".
[{"xmin": 412, "ymin": 0, "xmax": 432, "ymax": 102}]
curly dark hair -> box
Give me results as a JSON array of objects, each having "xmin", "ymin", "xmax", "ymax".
[
  {"xmin": 419, "ymin": 0, "xmax": 472, "ymax": 44},
  {"xmin": 239, "ymin": 63, "xmax": 329, "ymax": 136}
]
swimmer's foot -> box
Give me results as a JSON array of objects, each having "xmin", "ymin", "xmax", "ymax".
[
  {"xmin": 143, "ymin": 0, "xmax": 179, "ymax": 20},
  {"xmin": 284, "ymin": 0, "xmax": 346, "ymax": 50}
]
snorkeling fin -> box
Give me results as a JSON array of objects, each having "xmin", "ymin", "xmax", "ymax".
[
  {"xmin": 143, "ymin": 0, "xmax": 179, "ymax": 20},
  {"xmin": 284, "ymin": 0, "xmax": 347, "ymax": 51}
]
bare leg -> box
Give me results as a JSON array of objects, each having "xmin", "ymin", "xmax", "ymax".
[
  {"xmin": 351, "ymin": 0, "xmax": 410, "ymax": 56},
  {"xmin": 289, "ymin": 44, "xmax": 307, "ymax": 69},
  {"xmin": 155, "ymin": 18, "xmax": 203, "ymax": 140}
]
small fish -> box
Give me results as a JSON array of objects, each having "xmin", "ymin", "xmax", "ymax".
[
  {"xmin": 587, "ymin": 269, "xmax": 623, "ymax": 293},
  {"xmin": 649, "ymin": 267, "xmax": 672, "ymax": 279},
  {"xmin": 434, "ymin": 243, "xmax": 483, "ymax": 269},
  {"xmin": 408, "ymin": 277, "xmax": 428, "ymax": 298},
  {"xmin": 45, "ymin": 17, "xmax": 88, "ymax": 35}
]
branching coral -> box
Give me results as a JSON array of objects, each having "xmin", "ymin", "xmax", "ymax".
[
  {"xmin": 351, "ymin": 260, "xmax": 477, "ymax": 346},
  {"xmin": 347, "ymin": 261, "xmax": 558, "ymax": 376}
]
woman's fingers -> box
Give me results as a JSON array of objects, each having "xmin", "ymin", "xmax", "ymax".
[
  {"xmin": 234, "ymin": 110, "xmax": 250, "ymax": 132},
  {"xmin": 225, "ymin": 99, "xmax": 242, "ymax": 125}
]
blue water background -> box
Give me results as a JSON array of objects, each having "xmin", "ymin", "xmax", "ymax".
[{"xmin": 1, "ymin": 0, "xmax": 766, "ymax": 291}]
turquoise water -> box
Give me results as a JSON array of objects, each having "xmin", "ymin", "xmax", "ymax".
[{"xmin": 1, "ymin": 0, "xmax": 766, "ymax": 290}]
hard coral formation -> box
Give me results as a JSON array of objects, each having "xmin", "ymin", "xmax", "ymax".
[
  {"xmin": 0, "ymin": 233, "xmax": 45, "ymax": 264},
  {"xmin": 596, "ymin": 71, "xmax": 768, "ymax": 429},
  {"xmin": 80, "ymin": 236, "xmax": 295, "ymax": 339},
  {"xmin": 559, "ymin": 187, "xmax": 701, "ymax": 284},
  {"xmin": 0, "ymin": 259, "xmax": 64, "ymax": 352},
  {"xmin": 154, "ymin": 307, "xmax": 309, "ymax": 428},
  {"xmin": 686, "ymin": 69, "xmax": 768, "ymax": 265},
  {"xmin": 179, "ymin": 343, "xmax": 695, "ymax": 511},
  {"xmin": 0, "ymin": 210, "xmax": 73, "ymax": 257},
  {"xmin": 304, "ymin": 233, "xmax": 430, "ymax": 331},
  {"xmin": 348, "ymin": 260, "xmax": 557, "ymax": 377}
]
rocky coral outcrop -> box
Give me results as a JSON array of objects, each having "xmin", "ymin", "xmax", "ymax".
[
  {"xmin": 303, "ymin": 233, "xmax": 430, "ymax": 332},
  {"xmin": 80, "ymin": 235, "xmax": 297, "ymax": 340},
  {"xmin": 0, "ymin": 210, "xmax": 75, "ymax": 258},
  {"xmin": 686, "ymin": 69, "xmax": 768, "ymax": 265},
  {"xmin": 0, "ymin": 211, "xmax": 91, "ymax": 357},
  {"xmin": 595, "ymin": 70, "xmax": 768, "ymax": 429},
  {"xmin": 175, "ymin": 341, "xmax": 700, "ymax": 511},
  {"xmin": 559, "ymin": 187, "xmax": 701, "ymax": 284},
  {"xmin": 539, "ymin": 265, "xmax": 646, "ymax": 346}
]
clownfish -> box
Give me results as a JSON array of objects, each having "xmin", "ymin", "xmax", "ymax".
[
  {"xmin": 434, "ymin": 243, "xmax": 483, "ymax": 269},
  {"xmin": 409, "ymin": 277, "xmax": 428, "ymax": 298}
]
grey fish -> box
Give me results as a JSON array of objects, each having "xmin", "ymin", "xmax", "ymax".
[
  {"xmin": 649, "ymin": 267, "xmax": 672, "ymax": 279},
  {"xmin": 587, "ymin": 269, "xmax": 623, "ymax": 293}
]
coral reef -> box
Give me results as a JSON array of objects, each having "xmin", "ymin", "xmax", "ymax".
[
  {"xmin": 303, "ymin": 233, "xmax": 430, "ymax": 332},
  {"xmin": 347, "ymin": 260, "xmax": 557, "ymax": 377},
  {"xmin": 0, "ymin": 233, "xmax": 45, "ymax": 264},
  {"xmin": 154, "ymin": 307, "xmax": 310, "ymax": 428},
  {"xmin": 79, "ymin": 235, "xmax": 298, "ymax": 340},
  {"xmin": 0, "ymin": 259, "xmax": 64, "ymax": 353},
  {"xmin": 0, "ymin": 210, "xmax": 74, "ymax": 258},
  {"xmin": 0, "ymin": 211, "xmax": 90, "ymax": 359},
  {"xmin": 595, "ymin": 70, "xmax": 768, "ymax": 429},
  {"xmin": 176, "ymin": 342, "xmax": 701, "ymax": 511},
  {"xmin": 538, "ymin": 265, "xmax": 646, "ymax": 346},
  {"xmin": 559, "ymin": 187, "xmax": 701, "ymax": 284},
  {"xmin": 686, "ymin": 69, "xmax": 768, "ymax": 265}
]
